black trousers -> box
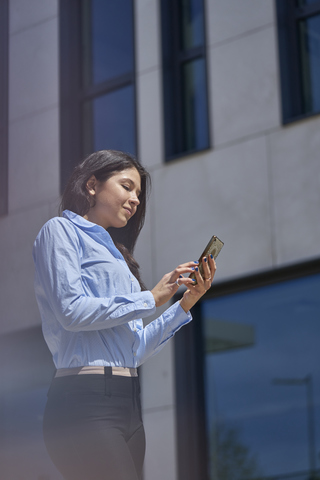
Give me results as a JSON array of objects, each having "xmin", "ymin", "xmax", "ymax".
[{"xmin": 43, "ymin": 370, "xmax": 145, "ymax": 480}]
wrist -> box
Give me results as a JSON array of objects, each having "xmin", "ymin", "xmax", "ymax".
[
  {"xmin": 151, "ymin": 289, "xmax": 159, "ymax": 308},
  {"xmin": 179, "ymin": 297, "xmax": 193, "ymax": 314}
]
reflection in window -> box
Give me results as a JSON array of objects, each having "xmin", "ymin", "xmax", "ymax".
[
  {"xmin": 182, "ymin": 58, "xmax": 209, "ymax": 152},
  {"xmin": 299, "ymin": 15, "xmax": 320, "ymax": 113},
  {"xmin": 276, "ymin": 0, "xmax": 320, "ymax": 122},
  {"xmin": 83, "ymin": 85, "xmax": 136, "ymax": 154},
  {"xmin": 60, "ymin": 0, "xmax": 136, "ymax": 188},
  {"xmin": 296, "ymin": 0, "xmax": 320, "ymax": 6},
  {"xmin": 202, "ymin": 274, "xmax": 320, "ymax": 480},
  {"xmin": 81, "ymin": 0, "xmax": 134, "ymax": 86},
  {"xmin": 81, "ymin": 0, "xmax": 136, "ymax": 156},
  {"xmin": 161, "ymin": 0, "xmax": 210, "ymax": 160},
  {"xmin": 180, "ymin": 0, "xmax": 205, "ymax": 50}
]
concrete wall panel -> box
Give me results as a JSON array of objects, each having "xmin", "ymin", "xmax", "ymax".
[
  {"xmin": 10, "ymin": 0, "xmax": 57, "ymax": 35},
  {"xmin": 135, "ymin": 0, "xmax": 161, "ymax": 73},
  {"xmin": 9, "ymin": 108, "xmax": 59, "ymax": 213},
  {"xmin": 210, "ymin": 26, "xmax": 280, "ymax": 146},
  {"xmin": 141, "ymin": 339, "xmax": 175, "ymax": 410},
  {"xmin": 206, "ymin": 0, "xmax": 274, "ymax": 46},
  {"xmin": 143, "ymin": 407, "xmax": 177, "ymax": 480},
  {"xmin": 136, "ymin": 68, "xmax": 164, "ymax": 169},
  {"xmin": 151, "ymin": 136, "xmax": 273, "ymax": 282},
  {"xmin": 0, "ymin": 204, "xmax": 54, "ymax": 334},
  {"xmin": 9, "ymin": 17, "xmax": 58, "ymax": 122},
  {"xmin": 268, "ymin": 118, "xmax": 320, "ymax": 264}
]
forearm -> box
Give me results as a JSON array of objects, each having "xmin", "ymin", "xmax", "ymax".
[
  {"xmin": 38, "ymin": 283, "xmax": 156, "ymax": 332},
  {"xmin": 134, "ymin": 301, "xmax": 192, "ymax": 365}
]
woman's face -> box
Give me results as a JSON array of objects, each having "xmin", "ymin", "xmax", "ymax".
[{"xmin": 84, "ymin": 167, "xmax": 142, "ymax": 230}]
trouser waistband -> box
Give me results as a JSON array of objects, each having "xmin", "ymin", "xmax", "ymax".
[{"xmin": 55, "ymin": 366, "xmax": 138, "ymax": 378}]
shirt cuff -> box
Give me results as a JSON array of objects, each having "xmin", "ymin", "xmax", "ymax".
[
  {"xmin": 163, "ymin": 300, "xmax": 193, "ymax": 336},
  {"xmin": 135, "ymin": 290, "xmax": 156, "ymax": 316}
]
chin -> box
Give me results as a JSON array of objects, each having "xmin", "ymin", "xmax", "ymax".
[{"xmin": 114, "ymin": 218, "xmax": 128, "ymax": 228}]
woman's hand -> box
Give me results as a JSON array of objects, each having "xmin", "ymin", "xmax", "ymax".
[
  {"xmin": 151, "ymin": 256, "xmax": 216, "ymax": 310},
  {"xmin": 151, "ymin": 261, "xmax": 199, "ymax": 307},
  {"xmin": 179, "ymin": 255, "xmax": 216, "ymax": 313}
]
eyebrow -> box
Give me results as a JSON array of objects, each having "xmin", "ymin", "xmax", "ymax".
[{"xmin": 123, "ymin": 178, "xmax": 141, "ymax": 196}]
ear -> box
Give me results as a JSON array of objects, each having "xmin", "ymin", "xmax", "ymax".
[{"xmin": 86, "ymin": 175, "xmax": 97, "ymax": 196}]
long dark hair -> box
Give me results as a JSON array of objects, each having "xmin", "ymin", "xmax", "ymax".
[{"xmin": 60, "ymin": 150, "xmax": 151, "ymax": 290}]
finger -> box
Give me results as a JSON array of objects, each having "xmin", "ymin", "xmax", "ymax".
[
  {"xmin": 170, "ymin": 262, "xmax": 199, "ymax": 281},
  {"xmin": 176, "ymin": 276, "xmax": 197, "ymax": 288},
  {"xmin": 174, "ymin": 275, "xmax": 184, "ymax": 288},
  {"xmin": 201, "ymin": 256, "xmax": 211, "ymax": 282},
  {"xmin": 208, "ymin": 254, "xmax": 217, "ymax": 278},
  {"xmin": 192, "ymin": 264, "xmax": 212, "ymax": 293},
  {"xmin": 193, "ymin": 265, "xmax": 205, "ymax": 286},
  {"xmin": 174, "ymin": 261, "xmax": 199, "ymax": 270},
  {"xmin": 174, "ymin": 272, "xmax": 200, "ymax": 285}
]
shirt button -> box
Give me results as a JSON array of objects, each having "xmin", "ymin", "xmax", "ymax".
[
  {"xmin": 134, "ymin": 328, "xmax": 137, "ymax": 332},
  {"xmin": 131, "ymin": 277, "xmax": 134, "ymax": 282},
  {"xmin": 143, "ymin": 302, "xmax": 148, "ymax": 307},
  {"xmin": 133, "ymin": 352, "xmax": 137, "ymax": 356}
]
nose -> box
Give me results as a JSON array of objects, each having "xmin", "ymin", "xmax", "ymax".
[{"xmin": 129, "ymin": 192, "xmax": 140, "ymax": 206}]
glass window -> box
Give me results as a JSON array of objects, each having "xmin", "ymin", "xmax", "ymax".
[
  {"xmin": 81, "ymin": 0, "xmax": 136, "ymax": 157},
  {"xmin": 296, "ymin": 0, "xmax": 320, "ymax": 6},
  {"xmin": 83, "ymin": 85, "xmax": 136, "ymax": 154},
  {"xmin": 161, "ymin": 0, "xmax": 210, "ymax": 160},
  {"xmin": 60, "ymin": 0, "xmax": 137, "ymax": 188},
  {"xmin": 276, "ymin": 0, "xmax": 320, "ymax": 123},
  {"xmin": 182, "ymin": 58, "xmax": 209, "ymax": 152},
  {"xmin": 180, "ymin": 0, "xmax": 205, "ymax": 50},
  {"xmin": 82, "ymin": 0, "xmax": 134, "ymax": 86},
  {"xmin": 202, "ymin": 274, "xmax": 320, "ymax": 479},
  {"xmin": 299, "ymin": 14, "xmax": 320, "ymax": 113}
]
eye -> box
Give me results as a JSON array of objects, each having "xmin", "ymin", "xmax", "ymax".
[{"xmin": 122, "ymin": 185, "xmax": 130, "ymax": 191}]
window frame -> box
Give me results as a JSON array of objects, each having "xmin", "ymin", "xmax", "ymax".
[
  {"xmin": 276, "ymin": 0, "xmax": 320, "ymax": 124},
  {"xmin": 59, "ymin": 0, "xmax": 137, "ymax": 191},
  {"xmin": 160, "ymin": 0, "xmax": 210, "ymax": 162},
  {"xmin": 0, "ymin": 0, "xmax": 9, "ymax": 216},
  {"xmin": 174, "ymin": 258, "xmax": 320, "ymax": 480}
]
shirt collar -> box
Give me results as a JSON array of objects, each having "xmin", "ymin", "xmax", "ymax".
[
  {"xmin": 62, "ymin": 210, "xmax": 124, "ymax": 259},
  {"xmin": 63, "ymin": 209, "xmax": 103, "ymax": 232}
]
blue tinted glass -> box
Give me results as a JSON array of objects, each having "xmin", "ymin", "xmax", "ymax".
[
  {"xmin": 82, "ymin": 0, "xmax": 134, "ymax": 86},
  {"xmin": 84, "ymin": 85, "xmax": 136, "ymax": 155},
  {"xmin": 299, "ymin": 15, "xmax": 320, "ymax": 113},
  {"xmin": 203, "ymin": 274, "xmax": 320, "ymax": 479},
  {"xmin": 296, "ymin": 0, "xmax": 320, "ymax": 6},
  {"xmin": 182, "ymin": 58, "xmax": 209, "ymax": 151},
  {"xmin": 180, "ymin": 0, "xmax": 205, "ymax": 50}
]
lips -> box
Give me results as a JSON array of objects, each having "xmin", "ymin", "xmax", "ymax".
[{"xmin": 123, "ymin": 207, "xmax": 132, "ymax": 217}]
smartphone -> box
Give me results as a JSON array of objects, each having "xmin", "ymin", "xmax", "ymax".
[{"xmin": 189, "ymin": 235, "xmax": 224, "ymax": 282}]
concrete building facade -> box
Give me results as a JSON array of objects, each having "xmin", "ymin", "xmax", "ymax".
[{"xmin": 1, "ymin": 1, "xmax": 319, "ymax": 479}]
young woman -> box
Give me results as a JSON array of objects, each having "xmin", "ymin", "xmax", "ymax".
[{"xmin": 33, "ymin": 150, "xmax": 216, "ymax": 480}]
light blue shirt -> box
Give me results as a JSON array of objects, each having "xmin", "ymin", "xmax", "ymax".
[{"xmin": 33, "ymin": 210, "xmax": 192, "ymax": 369}]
